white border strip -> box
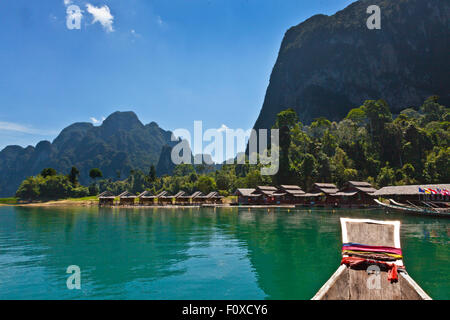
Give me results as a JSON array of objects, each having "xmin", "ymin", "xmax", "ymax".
[
  {"xmin": 340, "ymin": 218, "xmax": 401, "ymax": 248},
  {"xmin": 340, "ymin": 218, "xmax": 403, "ymax": 266},
  {"xmin": 400, "ymin": 273, "xmax": 432, "ymax": 300}
]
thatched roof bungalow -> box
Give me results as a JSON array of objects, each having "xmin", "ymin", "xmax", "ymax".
[
  {"xmin": 252, "ymin": 186, "xmax": 286, "ymax": 204},
  {"xmin": 171, "ymin": 191, "xmax": 186, "ymax": 199},
  {"xmin": 138, "ymin": 191, "xmax": 157, "ymax": 205},
  {"xmin": 118, "ymin": 191, "xmax": 136, "ymax": 206},
  {"xmin": 373, "ymin": 184, "xmax": 450, "ymax": 203},
  {"xmin": 312, "ymin": 183, "xmax": 339, "ymax": 195},
  {"xmin": 176, "ymin": 191, "xmax": 203, "ymax": 205},
  {"xmin": 309, "ymin": 183, "xmax": 339, "ymax": 206},
  {"xmin": 279, "ymin": 185, "xmax": 306, "ymax": 203},
  {"xmin": 196, "ymin": 191, "xmax": 223, "ymax": 204},
  {"xmin": 158, "ymin": 191, "xmax": 185, "ymax": 205},
  {"xmin": 155, "ymin": 191, "xmax": 170, "ymax": 205},
  {"xmin": 255, "ymin": 186, "xmax": 278, "ymax": 196},
  {"xmin": 208, "ymin": 191, "xmax": 224, "ymax": 204},
  {"xmin": 335, "ymin": 181, "xmax": 378, "ymax": 207},
  {"xmin": 235, "ymin": 188, "xmax": 261, "ymax": 205},
  {"xmin": 98, "ymin": 191, "xmax": 115, "ymax": 206}
]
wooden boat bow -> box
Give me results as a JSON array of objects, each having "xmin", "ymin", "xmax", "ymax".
[{"xmin": 312, "ymin": 218, "xmax": 432, "ymax": 300}]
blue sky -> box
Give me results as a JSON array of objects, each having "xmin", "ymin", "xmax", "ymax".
[{"xmin": 0, "ymin": 0, "xmax": 355, "ymax": 151}]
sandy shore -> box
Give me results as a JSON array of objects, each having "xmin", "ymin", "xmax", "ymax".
[{"xmin": 14, "ymin": 200, "xmax": 98, "ymax": 207}]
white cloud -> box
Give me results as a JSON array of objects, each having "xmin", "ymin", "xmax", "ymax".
[
  {"xmin": 0, "ymin": 121, "xmax": 57, "ymax": 135},
  {"xmin": 130, "ymin": 29, "xmax": 141, "ymax": 38},
  {"xmin": 90, "ymin": 117, "xmax": 105, "ymax": 125},
  {"xmin": 86, "ymin": 4, "xmax": 114, "ymax": 32},
  {"xmin": 156, "ymin": 16, "xmax": 164, "ymax": 26},
  {"xmin": 64, "ymin": 0, "xmax": 72, "ymax": 6}
]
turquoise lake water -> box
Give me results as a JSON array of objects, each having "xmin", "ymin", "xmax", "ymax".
[{"xmin": 0, "ymin": 206, "xmax": 448, "ymax": 300}]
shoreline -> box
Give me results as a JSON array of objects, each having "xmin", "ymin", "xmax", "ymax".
[
  {"xmin": 6, "ymin": 200, "xmax": 366, "ymax": 210},
  {"xmin": 11, "ymin": 200, "xmax": 98, "ymax": 207}
]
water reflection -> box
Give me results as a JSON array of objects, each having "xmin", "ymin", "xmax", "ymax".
[{"xmin": 0, "ymin": 206, "xmax": 448, "ymax": 299}]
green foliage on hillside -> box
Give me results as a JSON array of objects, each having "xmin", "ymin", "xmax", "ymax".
[
  {"xmin": 14, "ymin": 97, "xmax": 449, "ymax": 200},
  {"xmin": 278, "ymin": 96, "xmax": 449, "ymax": 190},
  {"xmin": 15, "ymin": 168, "xmax": 90, "ymax": 201},
  {"xmin": 0, "ymin": 111, "xmax": 175, "ymax": 197}
]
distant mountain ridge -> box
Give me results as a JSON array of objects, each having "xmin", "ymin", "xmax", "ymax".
[
  {"xmin": 253, "ymin": 0, "xmax": 450, "ymax": 130},
  {"xmin": 0, "ymin": 111, "xmax": 177, "ymax": 197}
]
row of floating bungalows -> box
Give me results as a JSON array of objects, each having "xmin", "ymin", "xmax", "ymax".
[
  {"xmin": 234, "ymin": 182, "xmax": 377, "ymax": 207},
  {"xmin": 234, "ymin": 182, "xmax": 450, "ymax": 207},
  {"xmin": 98, "ymin": 191, "xmax": 224, "ymax": 206}
]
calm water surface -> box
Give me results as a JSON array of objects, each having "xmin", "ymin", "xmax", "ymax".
[{"xmin": 0, "ymin": 206, "xmax": 448, "ymax": 299}]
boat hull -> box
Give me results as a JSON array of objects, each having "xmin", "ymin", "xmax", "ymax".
[
  {"xmin": 312, "ymin": 266, "xmax": 430, "ymax": 300},
  {"xmin": 312, "ymin": 218, "xmax": 432, "ymax": 300},
  {"xmin": 375, "ymin": 199, "xmax": 450, "ymax": 218}
]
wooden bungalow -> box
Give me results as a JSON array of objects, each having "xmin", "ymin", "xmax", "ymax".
[
  {"xmin": 208, "ymin": 192, "xmax": 224, "ymax": 204},
  {"xmin": 253, "ymin": 186, "xmax": 284, "ymax": 204},
  {"xmin": 170, "ymin": 191, "xmax": 186, "ymax": 204},
  {"xmin": 157, "ymin": 191, "xmax": 184, "ymax": 206},
  {"xmin": 138, "ymin": 191, "xmax": 157, "ymax": 206},
  {"xmin": 98, "ymin": 191, "xmax": 108, "ymax": 197},
  {"xmin": 311, "ymin": 183, "xmax": 339, "ymax": 206},
  {"xmin": 98, "ymin": 191, "xmax": 116, "ymax": 206},
  {"xmin": 196, "ymin": 192, "xmax": 215, "ymax": 205},
  {"xmin": 195, "ymin": 192, "xmax": 209, "ymax": 204},
  {"xmin": 176, "ymin": 191, "xmax": 203, "ymax": 206},
  {"xmin": 234, "ymin": 188, "xmax": 261, "ymax": 205},
  {"xmin": 335, "ymin": 181, "xmax": 378, "ymax": 207},
  {"xmin": 118, "ymin": 191, "xmax": 137, "ymax": 206},
  {"xmin": 279, "ymin": 185, "xmax": 306, "ymax": 204},
  {"xmin": 155, "ymin": 191, "xmax": 169, "ymax": 205},
  {"xmin": 373, "ymin": 184, "xmax": 450, "ymax": 205},
  {"xmin": 296, "ymin": 192, "xmax": 323, "ymax": 206}
]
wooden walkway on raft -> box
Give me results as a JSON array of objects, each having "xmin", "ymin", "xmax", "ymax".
[{"xmin": 312, "ymin": 218, "xmax": 431, "ymax": 300}]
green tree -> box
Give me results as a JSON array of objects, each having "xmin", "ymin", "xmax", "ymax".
[
  {"xmin": 41, "ymin": 168, "xmax": 57, "ymax": 178},
  {"xmin": 245, "ymin": 169, "xmax": 264, "ymax": 188},
  {"xmin": 274, "ymin": 124, "xmax": 292, "ymax": 185},
  {"xmin": 345, "ymin": 107, "xmax": 366, "ymax": 126},
  {"xmin": 40, "ymin": 175, "xmax": 71, "ymax": 199},
  {"xmin": 148, "ymin": 164, "xmax": 157, "ymax": 182},
  {"xmin": 196, "ymin": 176, "xmax": 216, "ymax": 194},
  {"xmin": 362, "ymin": 99, "xmax": 392, "ymax": 141},
  {"xmin": 309, "ymin": 117, "xmax": 332, "ymax": 139},
  {"xmin": 16, "ymin": 177, "xmax": 40, "ymax": 200},
  {"xmin": 421, "ymin": 96, "xmax": 447, "ymax": 124},
  {"xmin": 189, "ymin": 172, "xmax": 198, "ymax": 183},
  {"xmin": 173, "ymin": 164, "xmax": 195, "ymax": 177},
  {"xmin": 376, "ymin": 164, "xmax": 396, "ymax": 187},
  {"xmin": 424, "ymin": 147, "xmax": 450, "ymax": 183},
  {"xmin": 68, "ymin": 166, "xmax": 80, "ymax": 185},
  {"xmin": 343, "ymin": 168, "xmax": 358, "ymax": 183},
  {"xmin": 380, "ymin": 122, "xmax": 403, "ymax": 167},
  {"xmin": 297, "ymin": 153, "xmax": 318, "ymax": 190},
  {"xmin": 215, "ymin": 172, "xmax": 231, "ymax": 191},
  {"xmin": 321, "ymin": 129, "xmax": 337, "ymax": 156},
  {"xmin": 89, "ymin": 168, "xmax": 103, "ymax": 183},
  {"xmin": 275, "ymin": 108, "xmax": 299, "ymax": 129},
  {"xmin": 273, "ymin": 109, "xmax": 299, "ymax": 184}
]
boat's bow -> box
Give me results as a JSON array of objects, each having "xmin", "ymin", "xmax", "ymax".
[{"xmin": 312, "ymin": 218, "xmax": 431, "ymax": 300}]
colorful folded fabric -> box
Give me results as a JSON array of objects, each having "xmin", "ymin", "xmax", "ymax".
[
  {"xmin": 342, "ymin": 250, "xmax": 402, "ymax": 260},
  {"xmin": 342, "ymin": 243, "xmax": 402, "ymax": 256}
]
